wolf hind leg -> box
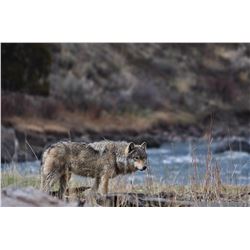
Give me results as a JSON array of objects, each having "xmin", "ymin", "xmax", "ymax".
[
  {"xmin": 42, "ymin": 168, "xmax": 62, "ymax": 194},
  {"xmin": 91, "ymin": 176, "xmax": 101, "ymax": 193},
  {"xmin": 58, "ymin": 171, "xmax": 71, "ymax": 200}
]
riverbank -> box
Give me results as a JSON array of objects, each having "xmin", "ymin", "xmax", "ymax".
[
  {"xmin": 2, "ymin": 115, "xmax": 250, "ymax": 163},
  {"xmin": 1, "ymin": 170, "xmax": 249, "ymax": 207}
]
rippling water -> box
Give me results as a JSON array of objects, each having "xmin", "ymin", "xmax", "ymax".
[
  {"xmin": 2, "ymin": 140, "xmax": 250, "ymax": 185},
  {"xmin": 143, "ymin": 141, "xmax": 250, "ymax": 185}
]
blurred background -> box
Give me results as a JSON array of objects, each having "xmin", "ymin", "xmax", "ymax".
[{"xmin": 1, "ymin": 43, "xmax": 250, "ymax": 166}]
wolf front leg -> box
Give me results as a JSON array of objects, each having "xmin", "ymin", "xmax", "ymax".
[
  {"xmin": 91, "ymin": 176, "xmax": 100, "ymax": 192},
  {"xmin": 100, "ymin": 174, "xmax": 110, "ymax": 195}
]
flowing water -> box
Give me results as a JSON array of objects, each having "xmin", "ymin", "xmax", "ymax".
[
  {"xmin": 137, "ymin": 140, "xmax": 250, "ymax": 185},
  {"xmin": 2, "ymin": 140, "xmax": 250, "ymax": 186}
]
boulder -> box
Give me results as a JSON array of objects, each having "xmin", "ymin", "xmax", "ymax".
[
  {"xmin": 214, "ymin": 138, "xmax": 250, "ymax": 154},
  {"xmin": 1, "ymin": 126, "xmax": 18, "ymax": 163},
  {"xmin": 1, "ymin": 187, "xmax": 75, "ymax": 207}
]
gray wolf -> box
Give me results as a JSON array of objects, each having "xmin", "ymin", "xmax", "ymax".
[{"xmin": 40, "ymin": 140, "xmax": 148, "ymax": 198}]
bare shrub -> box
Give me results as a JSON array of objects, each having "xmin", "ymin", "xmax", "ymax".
[{"xmin": 1, "ymin": 92, "xmax": 63, "ymax": 120}]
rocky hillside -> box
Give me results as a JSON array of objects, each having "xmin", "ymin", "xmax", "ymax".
[
  {"xmin": 49, "ymin": 44, "xmax": 250, "ymax": 119},
  {"xmin": 3, "ymin": 43, "xmax": 250, "ymax": 121}
]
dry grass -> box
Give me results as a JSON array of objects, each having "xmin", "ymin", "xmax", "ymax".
[
  {"xmin": 1, "ymin": 170, "xmax": 40, "ymax": 190},
  {"xmin": 1, "ymin": 168, "xmax": 249, "ymax": 207},
  {"xmin": 3, "ymin": 106, "xmax": 197, "ymax": 136}
]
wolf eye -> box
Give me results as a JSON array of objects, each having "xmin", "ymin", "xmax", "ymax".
[{"xmin": 134, "ymin": 156, "xmax": 139, "ymax": 160}]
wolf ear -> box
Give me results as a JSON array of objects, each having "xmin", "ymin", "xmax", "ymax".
[
  {"xmin": 125, "ymin": 142, "xmax": 135, "ymax": 154},
  {"xmin": 141, "ymin": 142, "xmax": 147, "ymax": 150}
]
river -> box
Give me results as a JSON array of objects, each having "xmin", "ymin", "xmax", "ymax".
[{"xmin": 2, "ymin": 140, "xmax": 250, "ymax": 185}]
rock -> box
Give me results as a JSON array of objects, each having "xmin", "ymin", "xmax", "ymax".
[
  {"xmin": 15, "ymin": 129, "xmax": 47, "ymax": 148},
  {"xmin": 1, "ymin": 126, "xmax": 18, "ymax": 163},
  {"xmin": 133, "ymin": 133, "xmax": 162, "ymax": 148},
  {"xmin": 15, "ymin": 129, "xmax": 48, "ymax": 161},
  {"xmin": 214, "ymin": 138, "xmax": 250, "ymax": 154},
  {"xmin": 1, "ymin": 126, "xmax": 47, "ymax": 163},
  {"xmin": 188, "ymin": 126, "xmax": 202, "ymax": 137},
  {"xmin": 1, "ymin": 187, "xmax": 75, "ymax": 207}
]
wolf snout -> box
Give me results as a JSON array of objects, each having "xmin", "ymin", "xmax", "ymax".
[{"xmin": 141, "ymin": 166, "xmax": 147, "ymax": 171}]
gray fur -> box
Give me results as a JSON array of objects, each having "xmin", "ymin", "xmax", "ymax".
[{"xmin": 40, "ymin": 140, "xmax": 148, "ymax": 198}]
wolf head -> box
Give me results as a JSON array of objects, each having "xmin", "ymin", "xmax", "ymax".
[{"xmin": 125, "ymin": 142, "xmax": 148, "ymax": 171}]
